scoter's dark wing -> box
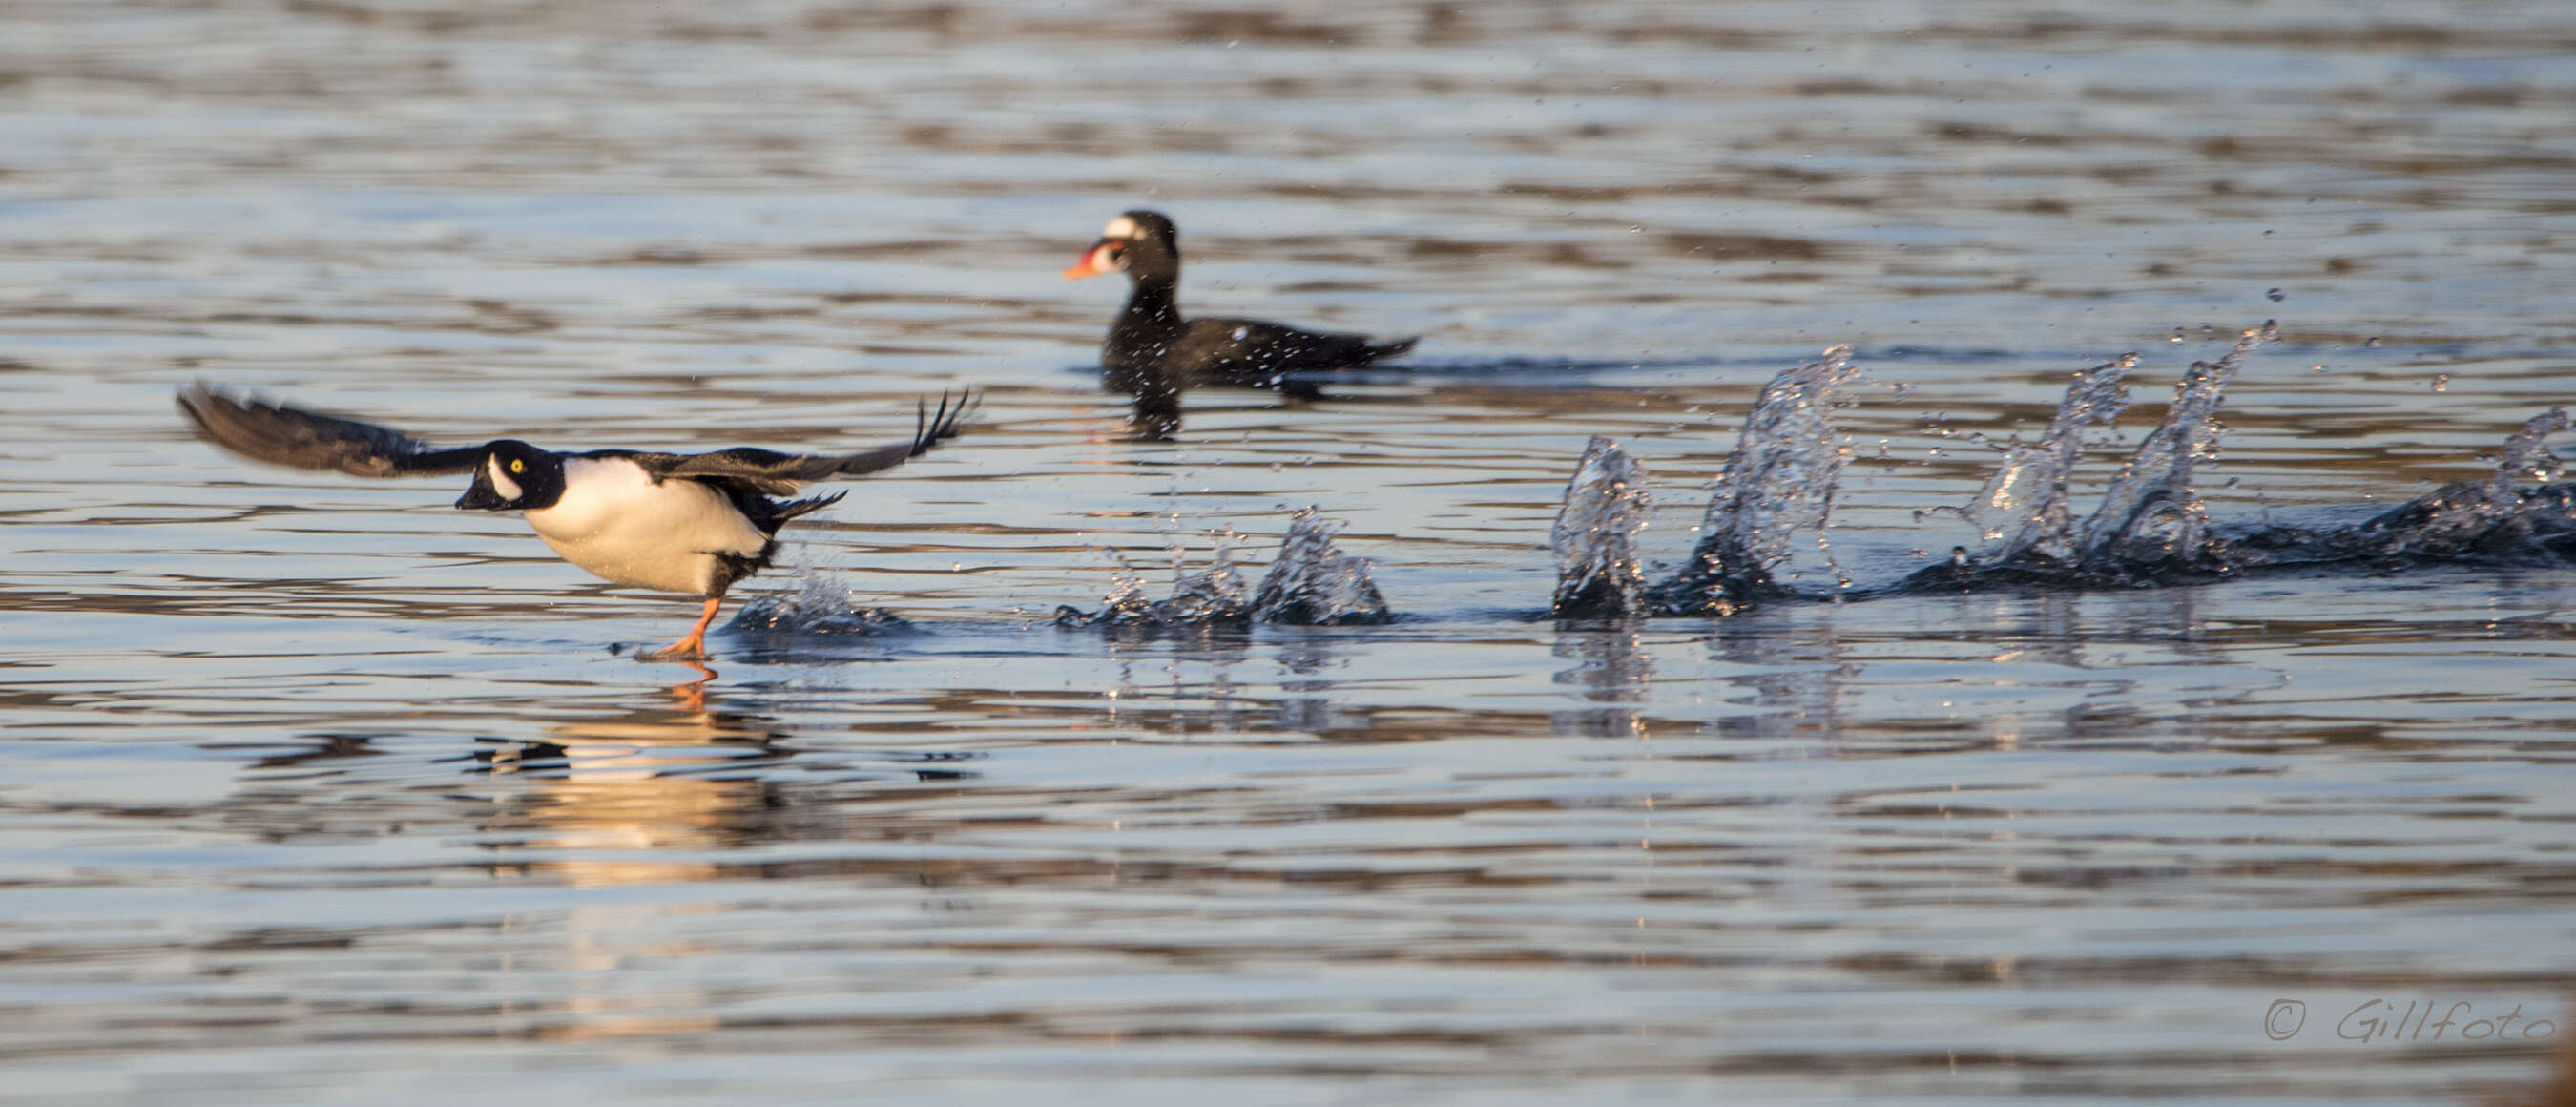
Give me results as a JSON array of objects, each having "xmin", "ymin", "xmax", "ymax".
[
  {"xmin": 630, "ymin": 390, "xmax": 978, "ymax": 495},
  {"xmin": 177, "ymin": 386, "xmax": 486, "ymax": 478},
  {"xmin": 1175, "ymin": 319, "xmax": 1412, "ymax": 386}
]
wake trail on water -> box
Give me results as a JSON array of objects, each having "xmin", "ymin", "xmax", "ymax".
[
  {"xmin": 737, "ymin": 322, "xmax": 2576, "ymax": 639},
  {"xmin": 1053, "ymin": 509, "xmax": 1395, "ymax": 629},
  {"xmin": 1550, "ymin": 324, "xmax": 2576, "ymax": 617}
]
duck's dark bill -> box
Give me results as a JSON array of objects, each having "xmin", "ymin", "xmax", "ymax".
[{"xmin": 455, "ymin": 481, "xmax": 511, "ymax": 511}]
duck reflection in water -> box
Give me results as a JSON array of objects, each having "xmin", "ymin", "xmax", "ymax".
[
  {"xmin": 469, "ymin": 682, "xmax": 981, "ymax": 885},
  {"xmin": 666, "ymin": 659, "xmax": 716, "ymax": 711}
]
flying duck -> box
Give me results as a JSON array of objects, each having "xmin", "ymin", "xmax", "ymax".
[
  {"xmin": 1064, "ymin": 210, "xmax": 1417, "ymax": 400},
  {"xmin": 177, "ymin": 386, "xmax": 974, "ymax": 659}
]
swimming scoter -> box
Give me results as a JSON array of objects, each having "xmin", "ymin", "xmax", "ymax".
[{"xmin": 1064, "ymin": 210, "xmax": 1417, "ymax": 400}]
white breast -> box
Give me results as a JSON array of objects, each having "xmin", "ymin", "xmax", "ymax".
[{"xmin": 519, "ymin": 458, "xmax": 773, "ymax": 595}]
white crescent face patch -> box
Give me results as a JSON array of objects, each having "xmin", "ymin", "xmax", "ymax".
[
  {"xmin": 486, "ymin": 453, "xmax": 524, "ymax": 502},
  {"xmin": 1102, "ymin": 215, "xmax": 1140, "ymax": 240}
]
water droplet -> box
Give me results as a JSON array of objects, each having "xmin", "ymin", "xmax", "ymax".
[
  {"xmin": 2311, "ymin": 364, "xmax": 2326, "ymax": 372},
  {"xmin": 2432, "ymin": 374, "xmax": 2450, "ymax": 392},
  {"xmin": 2257, "ymin": 320, "xmax": 2279, "ymax": 343},
  {"xmin": 2365, "ymin": 336, "xmax": 2382, "ymax": 348},
  {"xmin": 2266, "ymin": 287, "xmax": 2285, "ymax": 302},
  {"xmin": 1628, "ymin": 224, "xmax": 1643, "ymax": 233},
  {"xmin": 2170, "ymin": 327, "xmax": 2186, "ymax": 343},
  {"xmin": 1948, "ymin": 547, "xmax": 1969, "ymax": 567}
]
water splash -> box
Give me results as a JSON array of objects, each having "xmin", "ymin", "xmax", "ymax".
[
  {"xmin": 1893, "ymin": 328, "xmax": 2266, "ymax": 591},
  {"xmin": 1054, "ymin": 533, "xmax": 1250, "ymax": 628},
  {"xmin": 1331, "ymin": 323, "xmax": 2568, "ymax": 619},
  {"xmin": 1251, "ymin": 509, "xmax": 1395, "ymax": 625},
  {"xmin": 2072, "ymin": 325, "xmax": 2267, "ymax": 570},
  {"xmin": 2380, "ymin": 407, "xmax": 2570, "ymax": 556},
  {"xmin": 1872, "ymin": 325, "xmax": 2573, "ymax": 591},
  {"xmin": 1652, "ymin": 345, "xmax": 1859, "ymax": 615},
  {"xmin": 1550, "ymin": 436, "xmax": 1652, "ymax": 616},
  {"xmin": 2247, "ymin": 406, "xmax": 2576, "ymax": 565},
  {"xmin": 1943, "ymin": 354, "xmax": 2136, "ymax": 567},
  {"xmin": 725, "ymin": 561, "xmax": 909, "ymax": 637},
  {"xmin": 2494, "ymin": 407, "xmax": 2572, "ymax": 490}
]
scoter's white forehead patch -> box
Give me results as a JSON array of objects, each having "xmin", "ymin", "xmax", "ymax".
[
  {"xmin": 1102, "ymin": 215, "xmax": 1140, "ymax": 240},
  {"xmin": 486, "ymin": 454, "xmax": 523, "ymax": 502}
]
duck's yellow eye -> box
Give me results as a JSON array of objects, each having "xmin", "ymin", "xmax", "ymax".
[{"xmin": 509, "ymin": 459, "xmax": 525, "ymax": 474}]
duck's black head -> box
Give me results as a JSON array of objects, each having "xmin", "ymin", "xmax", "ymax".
[
  {"xmin": 455, "ymin": 440, "xmax": 565, "ymax": 512},
  {"xmin": 1064, "ymin": 210, "xmax": 1180, "ymax": 283}
]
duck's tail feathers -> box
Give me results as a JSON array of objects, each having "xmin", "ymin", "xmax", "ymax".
[
  {"xmin": 1364, "ymin": 337, "xmax": 1420, "ymax": 363},
  {"xmin": 770, "ymin": 489, "xmax": 849, "ymax": 526}
]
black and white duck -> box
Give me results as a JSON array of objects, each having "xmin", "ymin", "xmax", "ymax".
[{"xmin": 177, "ymin": 386, "xmax": 973, "ymax": 659}]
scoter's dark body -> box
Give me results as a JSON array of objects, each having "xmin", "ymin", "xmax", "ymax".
[{"xmin": 1070, "ymin": 210, "xmax": 1416, "ymax": 400}]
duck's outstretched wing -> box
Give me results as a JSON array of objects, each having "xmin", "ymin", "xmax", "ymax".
[
  {"xmin": 177, "ymin": 385, "xmax": 486, "ymax": 478},
  {"xmin": 631, "ymin": 390, "xmax": 978, "ymax": 495}
]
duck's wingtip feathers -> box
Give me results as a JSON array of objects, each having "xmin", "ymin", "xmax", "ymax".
[
  {"xmin": 909, "ymin": 387, "xmax": 980, "ymax": 458},
  {"xmin": 171, "ymin": 384, "xmax": 481, "ymax": 478}
]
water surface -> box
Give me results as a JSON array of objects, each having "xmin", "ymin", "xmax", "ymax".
[{"xmin": 5, "ymin": 1, "xmax": 2576, "ymax": 1103}]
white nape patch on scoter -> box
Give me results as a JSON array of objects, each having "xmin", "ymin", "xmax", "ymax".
[
  {"xmin": 485, "ymin": 454, "xmax": 523, "ymax": 502},
  {"xmin": 1103, "ymin": 215, "xmax": 1140, "ymax": 240},
  {"xmin": 520, "ymin": 457, "xmax": 771, "ymax": 595}
]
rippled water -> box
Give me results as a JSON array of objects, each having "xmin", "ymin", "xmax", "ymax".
[{"xmin": 7, "ymin": 1, "xmax": 2576, "ymax": 1102}]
